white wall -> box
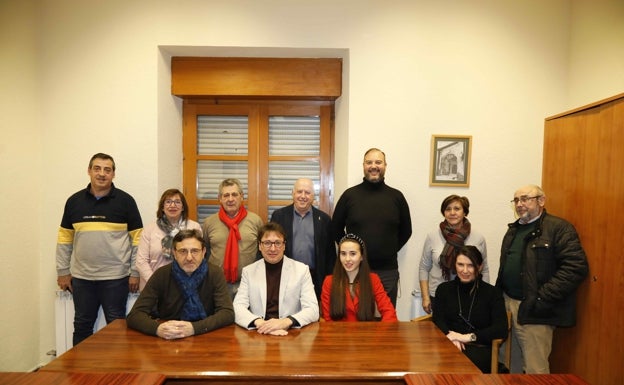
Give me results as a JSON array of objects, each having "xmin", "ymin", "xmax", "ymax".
[
  {"xmin": 0, "ymin": 0, "xmax": 41, "ymax": 371},
  {"xmin": 567, "ymin": 0, "xmax": 624, "ymax": 107},
  {"xmin": 0, "ymin": 0, "xmax": 622, "ymax": 371}
]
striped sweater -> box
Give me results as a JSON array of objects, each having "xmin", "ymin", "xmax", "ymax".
[{"xmin": 56, "ymin": 183, "xmax": 143, "ymax": 280}]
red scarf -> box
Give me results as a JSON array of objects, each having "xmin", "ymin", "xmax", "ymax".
[
  {"xmin": 219, "ymin": 205, "xmax": 248, "ymax": 283},
  {"xmin": 439, "ymin": 219, "xmax": 471, "ymax": 281}
]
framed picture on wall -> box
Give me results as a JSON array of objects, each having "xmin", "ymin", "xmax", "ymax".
[{"xmin": 430, "ymin": 135, "xmax": 472, "ymax": 187}]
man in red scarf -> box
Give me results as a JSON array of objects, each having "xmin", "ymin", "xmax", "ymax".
[{"xmin": 202, "ymin": 179, "xmax": 264, "ymax": 298}]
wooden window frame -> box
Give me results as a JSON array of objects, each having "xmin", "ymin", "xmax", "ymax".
[
  {"xmin": 183, "ymin": 99, "xmax": 335, "ymax": 222},
  {"xmin": 173, "ymin": 57, "xmax": 341, "ymax": 222}
]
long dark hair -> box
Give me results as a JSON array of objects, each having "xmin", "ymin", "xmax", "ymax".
[{"xmin": 329, "ymin": 234, "xmax": 375, "ymax": 321}]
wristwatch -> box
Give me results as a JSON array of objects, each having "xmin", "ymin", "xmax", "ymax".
[{"xmin": 469, "ymin": 333, "xmax": 477, "ymax": 342}]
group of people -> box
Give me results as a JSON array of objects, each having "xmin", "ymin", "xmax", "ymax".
[
  {"xmin": 418, "ymin": 185, "xmax": 588, "ymax": 374},
  {"xmin": 56, "ymin": 151, "xmax": 588, "ymax": 375}
]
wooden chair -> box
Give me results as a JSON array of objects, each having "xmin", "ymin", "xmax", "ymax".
[
  {"xmin": 411, "ymin": 311, "xmax": 512, "ymax": 373},
  {"xmin": 410, "ymin": 314, "xmax": 433, "ymax": 322},
  {"xmin": 491, "ymin": 311, "xmax": 512, "ymax": 373}
]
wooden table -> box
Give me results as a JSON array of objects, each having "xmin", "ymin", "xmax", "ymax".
[
  {"xmin": 404, "ymin": 373, "xmax": 593, "ymax": 385},
  {"xmin": 0, "ymin": 372, "xmax": 165, "ymax": 385},
  {"xmin": 41, "ymin": 319, "xmax": 479, "ymax": 384}
]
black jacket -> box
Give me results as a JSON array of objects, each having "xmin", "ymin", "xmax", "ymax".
[
  {"xmin": 270, "ymin": 204, "xmax": 336, "ymax": 299},
  {"xmin": 496, "ymin": 210, "xmax": 589, "ymax": 327}
]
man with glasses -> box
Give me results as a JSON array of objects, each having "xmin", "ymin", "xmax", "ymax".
[
  {"xmin": 233, "ymin": 223, "xmax": 319, "ymax": 335},
  {"xmin": 496, "ymin": 184, "xmax": 588, "ymax": 373},
  {"xmin": 202, "ymin": 178, "xmax": 263, "ymax": 298},
  {"xmin": 56, "ymin": 153, "xmax": 143, "ymax": 346},
  {"xmin": 127, "ymin": 229, "xmax": 234, "ymax": 338}
]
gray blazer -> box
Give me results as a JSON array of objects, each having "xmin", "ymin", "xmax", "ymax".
[{"xmin": 233, "ymin": 256, "xmax": 319, "ymax": 329}]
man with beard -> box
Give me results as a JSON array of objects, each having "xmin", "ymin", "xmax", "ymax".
[
  {"xmin": 127, "ymin": 229, "xmax": 234, "ymax": 339},
  {"xmin": 332, "ymin": 148, "xmax": 412, "ymax": 307},
  {"xmin": 496, "ymin": 184, "xmax": 588, "ymax": 373}
]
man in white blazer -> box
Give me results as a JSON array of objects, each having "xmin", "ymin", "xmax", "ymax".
[{"xmin": 233, "ymin": 222, "xmax": 319, "ymax": 335}]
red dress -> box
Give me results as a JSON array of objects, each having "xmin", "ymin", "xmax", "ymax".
[{"xmin": 321, "ymin": 273, "xmax": 398, "ymax": 321}]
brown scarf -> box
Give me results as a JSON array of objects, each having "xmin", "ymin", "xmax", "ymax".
[
  {"xmin": 439, "ymin": 219, "xmax": 471, "ymax": 280},
  {"xmin": 219, "ymin": 205, "xmax": 248, "ymax": 283}
]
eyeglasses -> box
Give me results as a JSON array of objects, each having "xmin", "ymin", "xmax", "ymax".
[
  {"xmin": 260, "ymin": 240, "xmax": 285, "ymax": 249},
  {"xmin": 510, "ymin": 196, "xmax": 541, "ymax": 205},
  {"xmin": 165, "ymin": 199, "xmax": 183, "ymax": 206},
  {"xmin": 175, "ymin": 248, "xmax": 202, "ymax": 257}
]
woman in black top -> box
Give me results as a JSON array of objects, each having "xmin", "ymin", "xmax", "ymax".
[{"xmin": 432, "ymin": 245, "xmax": 507, "ymax": 373}]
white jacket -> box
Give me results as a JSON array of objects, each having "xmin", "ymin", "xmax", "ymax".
[{"xmin": 233, "ymin": 256, "xmax": 319, "ymax": 329}]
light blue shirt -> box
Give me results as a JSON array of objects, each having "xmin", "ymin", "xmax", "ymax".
[{"xmin": 292, "ymin": 208, "xmax": 315, "ymax": 269}]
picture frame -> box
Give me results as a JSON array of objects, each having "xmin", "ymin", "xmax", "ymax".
[{"xmin": 430, "ymin": 135, "xmax": 472, "ymax": 187}]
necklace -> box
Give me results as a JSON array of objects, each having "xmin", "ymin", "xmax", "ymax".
[
  {"xmin": 457, "ymin": 281, "xmax": 478, "ymax": 330},
  {"xmin": 348, "ymin": 281, "xmax": 357, "ymax": 298}
]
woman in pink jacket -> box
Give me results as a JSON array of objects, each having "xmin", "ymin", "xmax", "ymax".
[
  {"xmin": 135, "ymin": 189, "xmax": 202, "ymax": 291},
  {"xmin": 321, "ymin": 234, "xmax": 397, "ymax": 322}
]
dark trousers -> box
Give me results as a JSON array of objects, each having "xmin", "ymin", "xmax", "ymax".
[
  {"xmin": 464, "ymin": 344, "xmax": 493, "ymax": 373},
  {"xmin": 373, "ymin": 269, "xmax": 400, "ymax": 307},
  {"xmin": 71, "ymin": 277, "xmax": 129, "ymax": 346}
]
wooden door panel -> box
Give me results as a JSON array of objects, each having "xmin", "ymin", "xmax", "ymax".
[{"xmin": 543, "ymin": 95, "xmax": 624, "ymax": 385}]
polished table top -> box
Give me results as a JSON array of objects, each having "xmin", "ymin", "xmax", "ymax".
[
  {"xmin": 0, "ymin": 372, "xmax": 166, "ymax": 385},
  {"xmin": 404, "ymin": 373, "xmax": 593, "ymax": 385},
  {"xmin": 42, "ymin": 319, "xmax": 479, "ymax": 381}
]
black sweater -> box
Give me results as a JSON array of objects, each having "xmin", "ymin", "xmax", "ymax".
[
  {"xmin": 332, "ymin": 178, "xmax": 412, "ymax": 270},
  {"xmin": 433, "ymin": 277, "xmax": 507, "ymax": 344}
]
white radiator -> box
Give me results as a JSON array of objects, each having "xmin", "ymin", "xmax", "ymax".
[
  {"xmin": 411, "ymin": 289, "xmax": 427, "ymax": 319},
  {"xmin": 54, "ymin": 290, "xmax": 138, "ymax": 356}
]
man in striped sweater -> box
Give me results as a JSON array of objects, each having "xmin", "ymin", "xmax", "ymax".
[{"xmin": 56, "ymin": 153, "xmax": 143, "ymax": 346}]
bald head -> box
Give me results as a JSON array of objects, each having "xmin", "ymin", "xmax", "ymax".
[
  {"xmin": 292, "ymin": 178, "xmax": 315, "ymax": 215},
  {"xmin": 515, "ymin": 184, "xmax": 545, "ymax": 198}
]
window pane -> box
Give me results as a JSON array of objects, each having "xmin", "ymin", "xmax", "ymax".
[
  {"xmin": 198, "ymin": 115, "xmax": 248, "ymax": 155},
  {"xmin": 197, "ymin": 160, "xmax": 248, "ymax": 200},
  {"xmin": 269, "ymin": 116, "xmax": 320, "ymax": 156},
  {"xmin": 198, "ymin": 205, "xmax": 220, "ymax": 224},
  {"xmin": 268, "ymin": 205, "xmax": 283, "ymax": 220},
  {"xmin": 268, "ymin": 161, "xmax": 320, "ymax": 200}
]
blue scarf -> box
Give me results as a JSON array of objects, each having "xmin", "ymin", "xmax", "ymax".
[{"xmin": 171, "ymin": 258, "xmax": 208, "ymax": 321}]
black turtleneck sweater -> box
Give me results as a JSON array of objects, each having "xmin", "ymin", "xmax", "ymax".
[
  {"xmin": 332, "ymin": 178, "xmax": 412, "ymax": 270},
  {"xmin": 433, "ymin": 277, "xmax": 507, "ymax": 341},
  {"xmin": 432, "ymin": 277, "xmax": 508, "ymax": 372},
  {"xmin": 264, "ymin": 258, "xmax": 284, "ymax": 320}
]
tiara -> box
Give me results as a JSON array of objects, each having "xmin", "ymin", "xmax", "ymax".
[{"xmin": 340, "ymin": 233, "xmax": 366, "ymax": 250}]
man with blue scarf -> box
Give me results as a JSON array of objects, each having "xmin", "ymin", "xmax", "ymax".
[{"xmin": 127, "ymin": 229, "xmax": 234, "ymax": 339}]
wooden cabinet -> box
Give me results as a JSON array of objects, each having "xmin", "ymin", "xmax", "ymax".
[{"xmin": 542, "ymin": 93, "xmax": 624, "ymax": 385}]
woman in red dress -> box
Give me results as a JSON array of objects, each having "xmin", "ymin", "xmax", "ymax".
[{"xmin": 321, "ymin": 234, "xmax": 397, "ymax": 322}]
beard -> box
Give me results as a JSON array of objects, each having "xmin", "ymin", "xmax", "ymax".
[{"xmin": 365, "ymin": 170, "xmax": 384, "ymax": 183}]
